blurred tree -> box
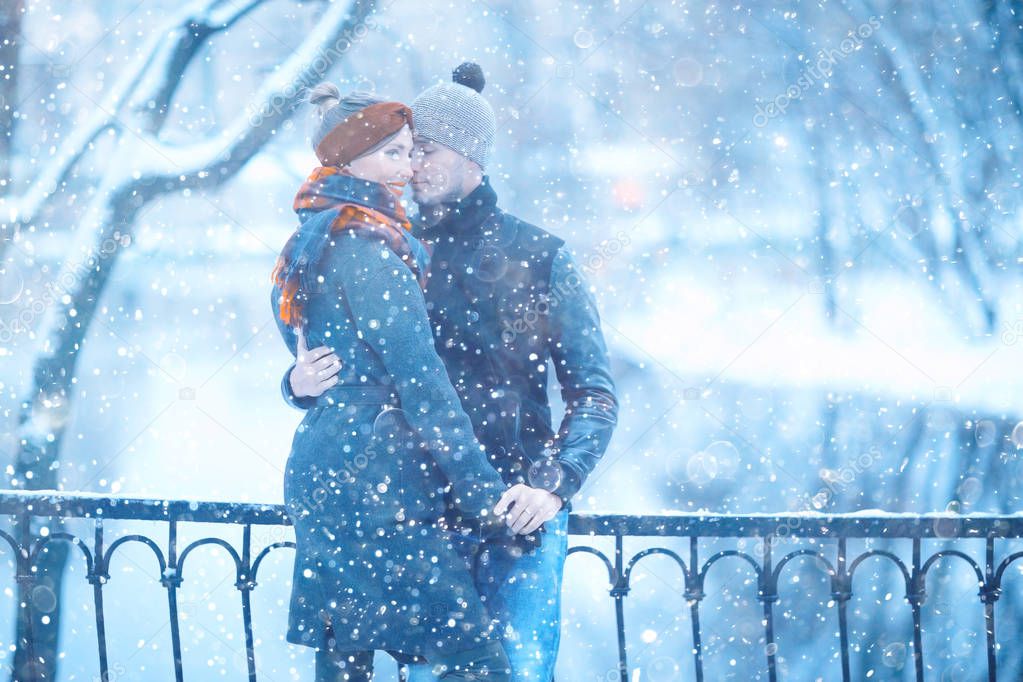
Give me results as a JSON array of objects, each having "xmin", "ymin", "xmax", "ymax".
[
  {"xmin": 0, "ymin": 0, "xmax": 22, "ymax": 195},
  {"xmin": 0, "ymin": 0, "xmax": 378, "ymax": 678}
]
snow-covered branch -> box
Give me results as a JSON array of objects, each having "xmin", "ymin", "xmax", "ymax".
[
  {"xmin": 131, "ymin": 0, "xmax": 378, "ymax": 190},
  {"xmin": 2, "ymin": 0, "xmax": 269, "ymax": 232}
]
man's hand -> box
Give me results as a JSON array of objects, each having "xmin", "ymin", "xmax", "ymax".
[
  {"xmin": 289, "ymin": 329, "xmax": 342, "ymax": 398},
  {"xmin": 493, "ymin": 484, "xmax": 564, "ymax": 535}
]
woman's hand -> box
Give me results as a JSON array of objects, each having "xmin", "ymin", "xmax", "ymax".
[
  {"xmin": 289, "ymin": 329, "xmax": 343, "ymax": 398},
  {"xmin": 494, "ymin": 484, "xmax": 564, "ymax": 535}
]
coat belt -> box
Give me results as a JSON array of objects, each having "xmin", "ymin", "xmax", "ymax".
[{"xmin": 312, "ymin": 384, "xmax": 400, "ymax": 408}]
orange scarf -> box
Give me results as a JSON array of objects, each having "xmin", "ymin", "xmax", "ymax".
[{"xmin": 271, "ymin": 166, "xmax": 421, "ymax": 327}]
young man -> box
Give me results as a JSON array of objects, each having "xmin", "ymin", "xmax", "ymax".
[{"xmin": 282, "ymin": 62, "xmax": 618, "ymax": 680}]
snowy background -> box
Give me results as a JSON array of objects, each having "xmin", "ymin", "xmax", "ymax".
[{"xmin": 1, "ymin": 0, "xmax": 1022, "ymax": 679}]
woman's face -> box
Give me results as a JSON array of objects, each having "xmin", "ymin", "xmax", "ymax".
[{"xmin": 344, "ymin": 125, "xmax": 414, "ymax": 192}]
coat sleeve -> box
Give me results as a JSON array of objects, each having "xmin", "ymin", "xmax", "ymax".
[
  {"xmin": 270, "ymin": 284, "xmax": 319, "ymax": 410},
  {"xmin": 280, "ymin": 365, "xmax": 318, "ymax": 410},
  {"xmin": 322, "ymin": 232, "xmax": 508, "ymax": 518},
  {"xmin": 546, "ymin": 249, "xmax": 619, "ymax": 505}
]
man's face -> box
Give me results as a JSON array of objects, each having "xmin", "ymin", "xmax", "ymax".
[{"xmin": 411, "ymin": 137, "xmax": 472, "ymax": 207}]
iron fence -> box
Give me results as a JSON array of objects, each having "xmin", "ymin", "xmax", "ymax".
[{"xmin": 1, "ymin": 491, "xmax": 1021, "ymax": 681}]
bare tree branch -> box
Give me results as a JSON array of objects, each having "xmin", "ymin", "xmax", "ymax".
[
  {"xmin": 1, "ymin": 0, "xmax": 267, "ymax": 251},
  {"xmin": 842, "ymin": 0, "xmax": 997, "ymax": 332}
]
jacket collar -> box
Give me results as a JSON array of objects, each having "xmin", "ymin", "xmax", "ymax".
[{"xmin": 420, "ymin": 176, "xmax": 500, "ymax": 241}]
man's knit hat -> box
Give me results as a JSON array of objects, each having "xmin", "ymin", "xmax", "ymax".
[{"xmin": 412, "ymin": 62, "xmax": 496, "ymax": 169}]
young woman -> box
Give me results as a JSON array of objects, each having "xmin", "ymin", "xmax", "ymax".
[{"xmin": 270, "ymin": 85, "xmax": 511, "ymax": 681}]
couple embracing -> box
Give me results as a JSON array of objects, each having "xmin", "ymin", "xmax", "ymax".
[{"xmin": 270, "ymin": 62, "xmax": 618, "ymax": 681}]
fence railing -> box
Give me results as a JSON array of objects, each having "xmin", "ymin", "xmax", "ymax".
[{"xmin": 1, "ymin": 491, "xmax": 1021, "ymax": 682}]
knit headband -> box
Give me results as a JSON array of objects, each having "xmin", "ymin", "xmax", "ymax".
[{"xmin": 314, "ymin": 101, "xmax": 414, "ymax": 167}]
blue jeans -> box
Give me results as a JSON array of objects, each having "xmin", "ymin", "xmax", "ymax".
[{"xmin": 405, "ymin": 509, "xmax": 570, "ymax": 681}]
